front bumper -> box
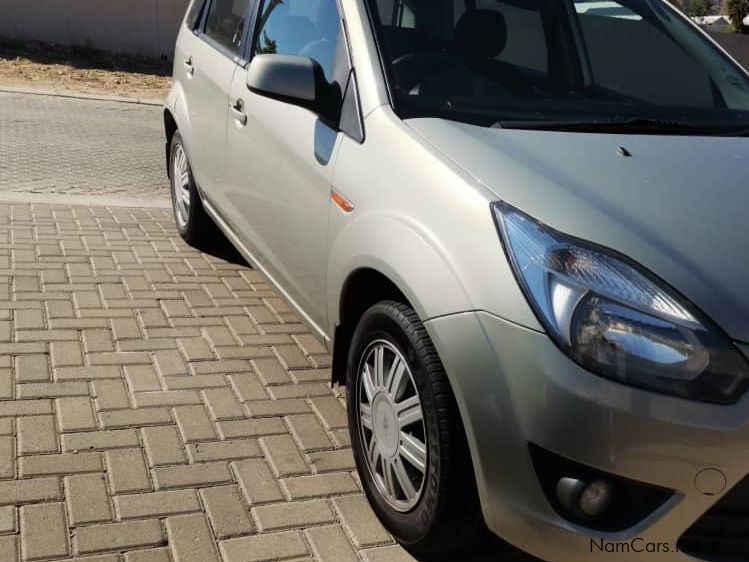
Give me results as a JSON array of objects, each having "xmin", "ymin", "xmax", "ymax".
[{"xmin": 424, "ymin": 311, "xmax": 749, "ymax": 562}]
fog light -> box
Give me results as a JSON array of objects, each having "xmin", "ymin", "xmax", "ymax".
[
  {"xmin": 557, "ymin": 477, "xmax": 615, "ymax": 519},
  {"xmin": 531, "ymin": 444, "xmax": 673, "ymax": 531},
  {"xmin": 580, "ymin": 480, "xmax": 615, "ymax": 518}
]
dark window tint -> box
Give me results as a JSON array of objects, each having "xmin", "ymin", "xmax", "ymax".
[
  {"xmin": 475, "ymin": 0, "xmax": 547, "ymax": 73},
  {"xmin": 254, "ymin": 0, "xmax": 342, "ymax": 80},
  {"xmin": 574, "ymin": 0, "xmax": 712, "ymax": 106},
  {"xmin": 204, "ymin": 0, "xmax": 252, "ymax": 53},
  {"xmin": 186, "ymin": 0, "xmax": 207, "ymax": 29},
  {"xmin": 365, "ymin": 0, "xmax": 749, "ymax": 131}
]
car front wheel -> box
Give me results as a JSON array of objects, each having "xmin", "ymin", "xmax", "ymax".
[{"xmin": 347, "ymin": 300, "xmax": 484, "ymax": 553}]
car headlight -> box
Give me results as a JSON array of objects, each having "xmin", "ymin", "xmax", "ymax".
[{"xmin": 493, "ymin": 201, "xmax": 749, "ymax": 404}]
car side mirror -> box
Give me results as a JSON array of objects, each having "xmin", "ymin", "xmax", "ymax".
[{"xmin": 246, "ymin": 54, "xmax": 341, "ymax": 128}]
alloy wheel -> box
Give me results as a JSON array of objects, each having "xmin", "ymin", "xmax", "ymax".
[
  {"xmin": 358, "ymin": 340, "xmax": 428, "ymax": 512},
  {"xmin": 172, "ymin": 144, "xmax": 191, "ymax": 228}
]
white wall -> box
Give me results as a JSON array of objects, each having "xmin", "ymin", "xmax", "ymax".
[{"xmin": 1, "ymin": 0, "xmax": 191, "ymax": 60}]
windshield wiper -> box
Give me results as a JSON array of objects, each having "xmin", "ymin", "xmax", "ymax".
[{"xmin": 494, "ymin": 118, "xmax": 705, "ymax": 135}]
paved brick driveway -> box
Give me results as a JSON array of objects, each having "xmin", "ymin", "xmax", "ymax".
[
  {"xmin": 0, "ymin": 201, "xmax": 420, "ymax": 562},
  {"xmin": 0, "ymin": 92, "xmax": 166, "ymax": 200},
  {"xmin": 0, "ymin": 92, "xmax": 538, "ymax": 562}
]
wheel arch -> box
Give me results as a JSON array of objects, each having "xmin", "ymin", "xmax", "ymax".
[
  {"xmin": 163, "ymin": 109, "xmax": 178, "ymax": 179},
  {"xmin": 331, "ymin": 268, "xmax": 412, "ymax": 386},
  {"xmin": 327, "ymin": 215, "xmax": 474, "ymax": 387}
]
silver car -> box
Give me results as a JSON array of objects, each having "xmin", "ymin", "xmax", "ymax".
[{"xmin": 164, "ymin": 0, "xmax": 749, "ymax": 559}]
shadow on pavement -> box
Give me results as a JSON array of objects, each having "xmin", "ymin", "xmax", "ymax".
[
  {"xmin": 409, "ymin": 533, "xmax": 545, "ymax": 562},
  {"xmin": 190, "ymin": 231, "xmax": 250, "ymax": 268}
]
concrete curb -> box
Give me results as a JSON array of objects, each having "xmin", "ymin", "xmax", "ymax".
[
  {"xmin": 0, "ymin": 86, "xmax": 164, "ymax": 107},
  {"xmin": 0, "ymin": 191, "xmax": 172, "ymax": 209}
]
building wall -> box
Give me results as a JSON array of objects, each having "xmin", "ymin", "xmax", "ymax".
[
  {"xmin": 2, "ymin": 0, "xmax": 749, "ymax": 69},
  {"xmin": 1, "ymin": 0, "xmax": 192, "ymax": 60}
]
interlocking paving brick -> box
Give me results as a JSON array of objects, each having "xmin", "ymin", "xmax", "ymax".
[
  {"xmin": 309, "ymin": 449, "xmax": 358, "ymax": 473},
  {"xmin": 62, "ymin": 429, "xmax": 139, "ymax": 452},
  {"xmin": 334, "ymin": 495, "xmax": 394, "ymax": 548},
  {"xmin": 283, "ymin": 473, "xmax": 359, "ymax": 500},
  {"xmin": 0, "ymin": 478, "xmax": 62, "ymax": 506},
  {"xmin": 50, "ymin": 341, "xmax": 84, "ymax": 367},
  {"xmin": 115, "ymin": 490, "xmax": 201, "ymax": 519},
  {"xmin": 56, "ymin": 396, "xmax": 97, "ymax": 431},
  {"xmin": 246, "ymin": 398, "xmax": 310, "ymax": 417},
  {"xmin": 219, "ymin": 531, "xmax": 309, "ymax": 562},
  {"xmin": 18, "ymin": 381, "xmax": 89, "ymax": 399},
  {"xmin": 286, "ymin": 414, "xmax": 333, "ymax": 451},
  {"xmin": 254, "ymin": 499, "xmax": 336, "ymax": 532},
  {"xmin": 0, "ymin": 535, "xmax": 17, "ymax": 562},
  {"xmin": 260, "ymin": 434, "xmax": 309, "ymax": 477},
  {"xmin": 0, "ymin": 437, "xmax": 13, "ymax": 478},
  {"xmin": 20, "ymin": 452, "xmax": 102, "ymax": 477},
  {"xmin": 0, "ymin": 506, "xmax": 16, "ymax": 534},
  {"xmin": 186, "ymin": 439, "xmax": 261, "ymax": 463},
  {"xmin": 124, "ymin": 548, "xmax": 172, "ymax": 562},
  {"xmin": 73, "ymin": 520, "xmax": 165, "ymax": 554},
  {"xmin": 100, "ymin": 408, "xmax": 171, "ymax": 429},
  {"xmin": 65, "ymin": 473, "xmax": 113, "ymax": 525},
  {"xmin": 173, "ymin": 405, "xmax": 217, "ymax": 443},
  {"xmin": 55, "ymin": 366, "xmax": 122, "ymax": 381},
  {"xmin": 307, "ymin": 524, "xmax": 361, "ymax": 562},
  {"xmin": 106, "ymin": 449, "xmax": 151, "ymax": 494},
  {"xmin": 153, "ymin": 461, "xmax": 233, "ymax": 490},
  {"xmin": 17, "ymin": 415, "xmax": 58, "ymax": 455},
  {"xmin": 199, "ymin": 485, "xmax": 253, "ymax": 539},
  {"xmin": 13, "ymin": 356, "xmax": 48, "ymax": 383},
  {"xmin": 20, "ymin": 502, "xmax": 70, "ymax": 560},
  {"xmin": 93, "ymin": 380, "xmax": 130, "ymax": 411},
  {"xmin": 0, "ymin": 401, "xmax": 53, "ymax": 418},
  {"xmin": 141, "ymin": 426, "xmax": 187, "ymax": 467},
  {"xmin": 232, "ymin": 459, "xmax": 284, "ymax": 505},
  {"xmin": 216, "ymin": 418, "xmax": 286, "ymax": 439},
  {"xmin": 166, "ymin": 514, "xmax": 221, "ymax": 562},
  {"xmin": 202, "ymin": 388, "xmax": 244, "ymax": 420},
  {"xmin": 310, "ymin": 396, "xmax": 349, "ymax": 429}
]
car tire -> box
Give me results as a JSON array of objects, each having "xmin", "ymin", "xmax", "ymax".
[
  {"xmin": 169, "ymin": 131, "xmax": 218, "ymax": 246},
  {"xmin": 347, "ymin": 300, "xmax": 484, "ymax": 553}
]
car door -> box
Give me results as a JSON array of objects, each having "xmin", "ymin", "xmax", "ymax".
[
  {"xmin": 220, "ymin": 0, "xmax": 350, "ymax": 335},
  {"xmin": 178, "ymin": 0, "xmax": 253, "ymax": 192}
]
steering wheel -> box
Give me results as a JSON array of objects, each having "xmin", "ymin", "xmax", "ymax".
[{"xmin": 391, "ymin": 52, "xmax": 465, "ymax": 93}]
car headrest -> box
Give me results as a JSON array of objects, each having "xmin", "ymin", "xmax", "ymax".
[{"xmin": 453, "ymin": 9, "xmax": 508, "ymax": 60}]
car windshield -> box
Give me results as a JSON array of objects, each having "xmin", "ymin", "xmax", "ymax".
[{"xmin": 365, "ymin": 0, "xmax": 749, "ymax": 134}]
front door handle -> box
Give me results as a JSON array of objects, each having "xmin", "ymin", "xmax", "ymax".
[
  {"xmin": 184, "ymin": 57, "xmax": 195, "ymax": 77},
  {"xmin": 230, "ymin": 99, "xmax": 247, "ymax": 126}
]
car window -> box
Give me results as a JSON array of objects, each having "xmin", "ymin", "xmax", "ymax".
[
  {"xmin": 253, "ymin": 0, "xmax": 342, "ymax": 80},
  {"xmin": 204, "ymin": 0, "xmax": 252, "ymax": 54},
  {"xmin": 573, "ymin": 0, "xmax": 713, "ymax": 106},
  {"xmin": 475, "ymin": 0, "xmax": 548, "ymax": 74},
  {"xmin": 366, "ymin": 0, "xmax": 749, "ymax": 132}
]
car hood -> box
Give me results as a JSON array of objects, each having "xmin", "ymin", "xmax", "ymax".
[{"xmin": 408, "ymin": 118, "xmax": 749, "ymax": 343}]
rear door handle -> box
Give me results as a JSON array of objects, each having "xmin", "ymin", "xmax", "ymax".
[
  {"xmin": 184, "ymin": 57, "xmax": 195, "ymax": 77},
  {"xmin": 230, "ymin": 99, "xmax": 247, "ymax": 126}
]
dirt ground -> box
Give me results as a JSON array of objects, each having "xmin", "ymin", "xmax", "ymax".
[{"xmin": 0, "ymin": 39, "xmax": 172, "ymax": 100}]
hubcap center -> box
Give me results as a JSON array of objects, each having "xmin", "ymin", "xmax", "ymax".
[{"xmin": 372, "ymin": 393, "xmax": 399, "ymax": 458}]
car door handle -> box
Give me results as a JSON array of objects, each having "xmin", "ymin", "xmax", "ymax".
[
  {"xmin": 184, "ymin": 57, "xmax": 195, "ymax": 77},
  {"xmin": 230, "ymin": 100, "xmax": 247, "ymax": 126}
]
